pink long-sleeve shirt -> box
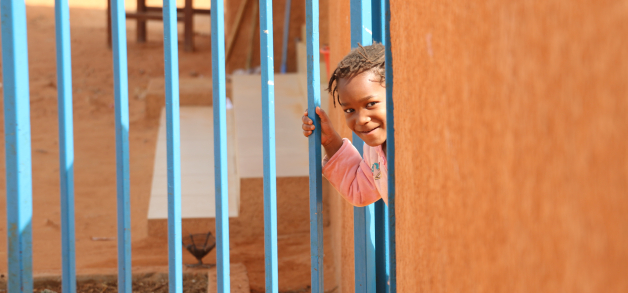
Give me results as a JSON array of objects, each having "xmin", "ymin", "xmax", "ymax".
[{"xmin": 322, "ymin": 138, "xmax": 388, "ymax": 207}]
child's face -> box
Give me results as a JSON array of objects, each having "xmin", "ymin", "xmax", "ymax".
[{"xmin": 337, "ymin": 71, "xmax": 387, "ymax": 147}]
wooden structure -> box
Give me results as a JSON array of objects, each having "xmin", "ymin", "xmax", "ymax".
[{"xmin": 107, "ymin": 0, "xmax": 211, "ymax": 51}]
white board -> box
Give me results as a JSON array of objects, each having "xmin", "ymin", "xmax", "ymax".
[
  {"xmin": 148, "ymin": 106, "xmax": 240, "ymax": 219},
  {"xmin": 232, "ymin": 74, "xmax": 327, "ymax": 178}
]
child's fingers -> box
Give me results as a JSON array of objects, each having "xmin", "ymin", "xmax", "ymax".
[
  {"xmin": 303, "ymin": 130, "xmax": 313, "ymax": 137},
  {"xmin": 315, "ymin": 107, "xmax": 330, "ymax": 123},
  {"xmin": 302, "ymin": 113, "xmax": 313, "ymax": 125},
  {"xmin": 302, "ymin": 123, "xmax": 315, "ymax": 131}
]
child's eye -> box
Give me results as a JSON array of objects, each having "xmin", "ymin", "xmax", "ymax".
[
  {"xmin": 344, "ymin": 108, "xmax": 354, "ymax": 113},
  {"xmin": 367, "ymin": 102, "xmax": 378, "ymax": 107}
]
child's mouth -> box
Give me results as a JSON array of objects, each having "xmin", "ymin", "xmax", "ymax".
[{"xmin": 360, "ymin": 126, "xmax": 380, "ymax": 135}]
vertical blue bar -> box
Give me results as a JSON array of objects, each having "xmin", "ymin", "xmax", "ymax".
[
  {"xmin": 110, "ymin": 0, "xmax": 132, "ymax": 292},
  {"xmin": 371, "ymin": 0, "xmax": 385, "ymax": 44},
  {"xmin": 211, "ymin": 0, "xmax": 231, "ymax": 291},
  {"xmin": 371, "ymin": 0, "xmax": 388, "ymax": 292},
  {"xmin": 260, "ymin": 0, "xmax": 279, "ymax": 292},
  {"xmin": 374, "ymin": 201, "xmax": 387, "ymax": 293},
  {"xmin": 0, "ymin": 1, "xmax": 33, "ymax": 292},
  {"xmin": 306, "ymin": 0, "xmax": 324, "ymax": 292},
  {"xmin": 54, "ymin": 0, "xmax": 77, "ymax": 292},
  {"xmin": 350, "ymin": 0, "xmax": 375, "ymax": 292},
  {"xmin": 384, "ymin": 0, "xmax": 396, "ymax": 291},
  {"xmin": 162, "ymin": 0, "xmax": 183, "ymax": 292}
]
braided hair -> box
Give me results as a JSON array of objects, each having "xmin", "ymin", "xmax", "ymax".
[{"xmin": 327, "ymin": 42, "xmax": 386, "ymax": 107}]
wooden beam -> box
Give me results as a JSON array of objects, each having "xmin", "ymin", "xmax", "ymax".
[
  {"xmin": 145, "ymin": 6, "xmax": 211, "ymax": 15},
  {"xmin": 125, "ymin": 12, "xmax": 184, "ymax": 21}
]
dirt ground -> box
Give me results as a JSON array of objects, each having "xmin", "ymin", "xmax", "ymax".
[
  {"xmin": 0, "ymin": 1, "xmax": 334, "ymax": 292},
  {"xmin": 30, "ymin": 273, "xmax": 208, "ymax": 293}
]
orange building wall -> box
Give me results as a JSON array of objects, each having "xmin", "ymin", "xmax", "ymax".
[
  {"xmin": 389, "ymin": 0, "xmax": 628, "ymax": 292},
  {"xmin": 327, "ymin": 0, "xmax": 628, "ymax": 292}
]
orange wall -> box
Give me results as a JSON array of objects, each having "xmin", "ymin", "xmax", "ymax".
[
  {"xmin": 390, "ymin": 0, "xmax": 628, "ymax": 292},
  {"xmin": 327, "ymin": 0, "xmax": 628, "ymax": 292}
]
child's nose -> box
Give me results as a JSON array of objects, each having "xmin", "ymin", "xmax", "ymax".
[{"xmin": 357, "ymin": 112, "xmax": 371, "ymax": 124}]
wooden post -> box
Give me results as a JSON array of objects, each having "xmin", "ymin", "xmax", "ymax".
[
  {"xmin": 137, "ymin": 0, "xmax": 147, "ymax": 42},
  {"xmin": 107, "ymin": 0, "xmax": 112, "ymax": 48},
  {"xmin": 184, "ymin": 0, "xmax": 194, "ymax": 51}
]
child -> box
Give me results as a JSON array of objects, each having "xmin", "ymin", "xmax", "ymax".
[{"xmin": 302, "ymin": 43, "xmax": 388, "ymax": 207}]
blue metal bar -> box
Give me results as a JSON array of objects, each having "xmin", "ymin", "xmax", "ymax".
[
  {"xmin": 352, "ymin": 204, "xmax": 375, "ymax": 293},
  {"xmin": 350, "ymin": 0, "xmax": 376, "ymax": 292},
  {"xmin": 54, "ymin": 0, "xmax": 77, "ymax": 291},
  {"xmin": 211, "ymin": 0, "xmax": 231, "ymax": 291},
  {"xmin": 374, "ymin": 200, "xmax": 387, "ymax": 293},
  {"xmin": 280, "ymin": 0, "xmax": 292, "ymax": 73},
  {"xmin": 162, "ymin": 0, "xmax": 183, "ymax": 292},
  {"xmin": 0, "ymin": 1, "xmax": 33, "ymax": 292},
  {"xmin": 384, "ymin": 0, "xmax": 396, "ymax": 291},
  {"xmin": 371, "ymin": 1, "xmax": 388, "ymax": 291},
  {"xmin": 372, "ymin": 0, "xmax": 385, "ymax": 44},
  {"xmin": 306, "ymin": 0, "xmax": 324, "ymax": 291},
  {"xmin": 110, "ymin": 0, "xmax": 132, "ymax": 291},
  {"xmin": 260, "ymin": 0, "xmax": 279, "ymax": 291}
]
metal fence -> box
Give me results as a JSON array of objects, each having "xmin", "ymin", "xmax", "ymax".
[{"xmin": 0, "ymin": 0, "xmax": 395, "ymax": 292}]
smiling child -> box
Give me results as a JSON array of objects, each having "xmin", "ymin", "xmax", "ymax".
[{"xmin": 302, "ymin": 43, "xmax": 388, "ymax": 207}]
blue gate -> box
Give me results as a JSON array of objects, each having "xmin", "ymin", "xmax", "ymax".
[{"xmin": 0, "ymin": 0, "xmax": 395, "ymax": 292}]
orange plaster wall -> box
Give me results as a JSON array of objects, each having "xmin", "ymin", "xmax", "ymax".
[
  {"xmin": 389, "ymin": 0, "xmax": 628, "ymax": 292},
  {"xmin": 326, "ymin": 0, "xmax": 628, "ymax": 292}
]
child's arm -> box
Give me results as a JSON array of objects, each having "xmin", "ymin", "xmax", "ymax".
[
  {"xmin": 322, "ymin": 139, "xmax": 382, "ymax": 207},
  {"xmin": 302, "ymin": 108, "xmax": 382, "ymax": 207}
]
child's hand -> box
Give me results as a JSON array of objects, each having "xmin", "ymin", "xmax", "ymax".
[
  {"xmin": 302, "ymin": 107, "xmax": 336, "ymax": 143},
  {"xmin": 302, "ymin": 107, "xmax": 344, "ymax": 157}
]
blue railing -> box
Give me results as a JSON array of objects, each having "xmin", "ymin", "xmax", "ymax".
[{"xmin": 0, "ymin": 0, "xmax": 395, "ymax": 292}]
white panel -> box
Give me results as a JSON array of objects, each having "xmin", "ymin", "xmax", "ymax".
[{"xmin": 148, "ymin": 106, "xmax": 240, "ymax": 219}]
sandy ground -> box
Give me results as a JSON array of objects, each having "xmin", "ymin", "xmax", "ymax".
[{"xmin": 0, "ymin": 1, "xmax": 335, "ymax": 292}]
